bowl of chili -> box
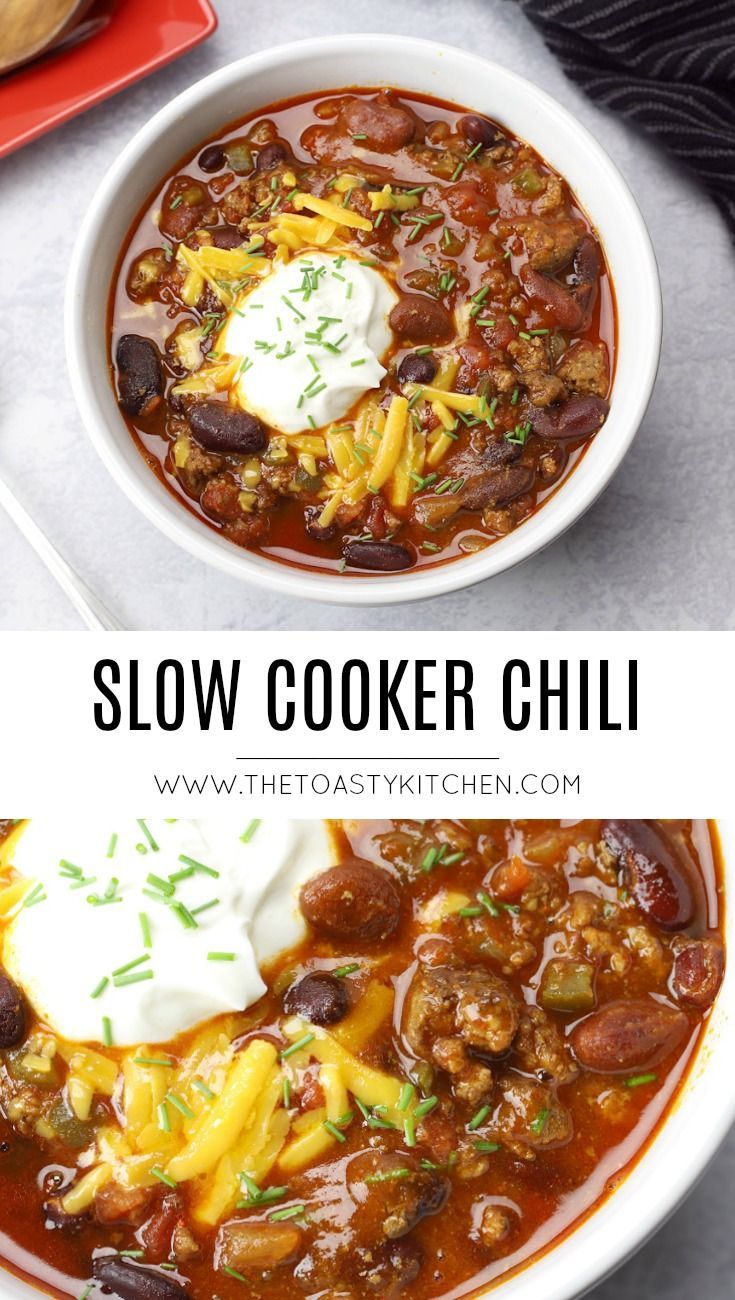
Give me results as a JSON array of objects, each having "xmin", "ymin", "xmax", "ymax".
[
  {"xmin": 0, "ymin": 818, "xmax": 731, "ymax": 1300},
  {"xmin": 66, "ymin": 35, "xmax": 661, "ymax": 603}
]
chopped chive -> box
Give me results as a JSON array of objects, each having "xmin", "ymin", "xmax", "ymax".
[
  {"xmin": 190, "ymin": 898, "xmax": 220, "ymax": 916},
  {"xmin": 397, "ymin": 1083, "xmax": 415, "ymax": 1112},
  {"xmin": 158, "ymin": 1101, "xmax": 171, "ymax": 1132},
  {"xmin": 365, "ymin": 1167, "xmax": 412, "ymax": 1184},
  {"xmin": 477, "ymin": 890, "xmax": 500, "ymax": 917},
  {"xmin": 413, "ymin": 1096, "xmax": 438, "ymax": 1119},
  {"xmin": 474, "ymin": 1141, "xmax": 500, "ymax": 1153},
  {"xmin": 147, "ymin": 873, "xmax": 175, "ymax": 897},
  {"xmin": 90, "ymin": 976, "xmax": 109, "ymax": 999},
  {"xmin": 113, "ymin": 969, "xmax": 154, "ymax": 988},
  {"xmin": 421, "ymin": 846, "xmax": 439, "ymax": 872},
  {"xmin": 268, "ymin": 1204, "xmax": 305, "ymax": 1221},
  {"xmin": 133, "ymin": 1056, "xmax": 174, "ymax": 1067},
  {"xmin": 101, "ymin": 1016, "xmax": 113, "ymax": 1047},
  {"xmin": 624, "ymin": 1073, "xmax": 657, "ymax": 1088},
  {"xmin": 168, "ymin": 867, "xmax": 195, "ymax": 884},
  {"xmin": 136, "ymin": 819, "xmax": 159, "ymax": 852},
  {"xmin": 280, "ymin": 1033, "xmax": 315, "ymax": 1060},
  {"xmin": 221, "ymin": 1266, "xmax": 248, "ymax": 1283},
  {"xmin": 241, "ymin": 819, "xmax": 261, "ymax": 843},
  {"xmin": 168, "ymin": 901, "xmax": 198, "ymax": 930},
  {"xmin": 403, "ymin": 1115, "xmax": 416, "ymax": 1147},
  {"xmin": 140, "ymin": 913, "xmax": 152, "ymax": 948},
  {"xmin": 106, "ymin": 834, "xmax": 118, "ymax": 859},
  {"xmin": 282, "ymin": 1076, "xmax": 292, "ymax": 1108},
  {"xmin": 323, "ymin": 1120, "xmax": 348, "ymax": 1142},
  {"xmin": 459, "ymin": 905, "xmax": 483, "ymax": 917},
  {"xmin": 192, "ymin": 1078, "xmax": 215, "ymax": 1100},
  {"xmin": 332, "ymin": 962, "xmax": 360, "ymax": 979},
  {"xmin": 467, "ymin": 1105, "xmax": 491, "ymax": 1131},
  {"xmin": 166, "ymin": 1091, "xmax": 195, "ymax": 1119},
  {"xmin": 150, "ymin": 1167, "xmax": 177, "ymax": 1189},
  {"xmin": 207, "ymin": 951, "xmax": 237, "ymax": 961},
  {"xmin": 22, "ymin": 882, "xmax": 47, "ymax": 908},
  {"xmin": 112, "ymin": 953, "xmax": 150, "ymax": 978}
]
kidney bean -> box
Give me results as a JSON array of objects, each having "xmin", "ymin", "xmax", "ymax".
[
  {"xmin": 389, "ymin": 295, "xmax": 454, "ymax": 345},
  {"xmin": 519, "ymin": 264, "xmax": 586, "ymax": 331},
  {"xmin": 458, "ymin": 114, "xmax": 505, "ymax": 150},
  {"xmin": 92, "ymin": 1256, "xmax": 191, "ymax": 1300},
  {"xmin": 0, "ymin": 972, "xmax": 25, "ymax": 1049},
  {"xmin": 210, "ymin": 225, "xmax": 246, "ymax": 249},
  {"xmin": 189, "ymin": 402, "xmax": 267, "ymax": 455},
  {"xmin": 300, "ymin": 859, "xmax": 402, "ymax": 942},
  {"xmin": 571, "ymin": 1000, "xmax": 689, "ymax": 1073},
  {"xmin": 671, "ymin": 938, "xmax": 724, "ymax": 1008},
  {"xmin": 116, "ymin": 335, "xmax": 164, "ymax": 419},
  {"xmin": 397, "ymin": 352, "xmax": 437, "ymax": 386},
  {"xmin": 529, "ymin": 395, "xmax": 609, "ymax": 443},
  {"xmin": 256, "ymin": 141, "xmax": 288, "ymax": 171},
  {"xmin": 601, "ymin": 820, "xmax": 696, "ymax": 930},
  {"xmin": 343, "ymin": 539, "xmax": 414, "ymax": 571},
  {"xmin": 339, "ymin": 96, "xmax": 415, "ymax": 152},
  {"xmin": 283, "ymin": 972, "xmax": 349, "ymax": 1025},
  {"xmin": 198, "ymin": 144, "xmax": 226, "ymax": 172},
  {"xmin": 571, "ymin": 234, "xmax": 602, "ymax": 288},
  {"xmin": 461, "ymin": 463, "xmax": 534, "ymax": 511},
  {"xmin": 304, "ymin": 505, "xmax": 337, "ymax": 543}
]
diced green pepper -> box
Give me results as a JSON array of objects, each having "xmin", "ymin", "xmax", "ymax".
[
  {"xmin": 513, "ymin": 167, "xmax": 545, "ymax": 197},
  {"xmin": 539, "ymin": 959, "xmax": 595, "ymax": 1013},
  {"xmin": 224, "ymin": 142, "xmax": 254, "ymax": 175}
]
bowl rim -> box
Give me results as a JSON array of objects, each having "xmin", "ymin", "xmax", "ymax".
[{"xmin": 65, "ymin": 32, "xmax": 663, "ymax": 606}]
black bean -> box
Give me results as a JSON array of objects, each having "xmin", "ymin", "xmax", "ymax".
[
  {"xmin": 0, "ymin": 972, "xmax": 25, "ymax": 1049},
  {"xmin": 189, "ymin": 402, "xmax": 267, "ymax": 455},
  {"xmin": 210, "ymin": 226, "xmax": 246, "ymax": 249},
  {"xmin": 283, "ymin": 972, "xmax": 349, "ymax": 1025},
  {"xmin": 602, "ymin": 820, "xmax": 695, "ymax": 930},
  {"xmin": 397, "ymin": 352, "xmax": 437, "ymax": 386},
  {"xmin": 198, "ymin": 144, "xmax": 226, "ymax": 173},
  {"xmin": 92, "ymin": 1258, "xmax": 192, "ymax": 1300},
  {"xmin": 458, "ymin": 114, "xmax": 505, "ymax": 150},
  {"xmin": 343, "ymin": 539, "xmax": 414, "ymax": 572},
  {"xmin": 116, "ymin": 336, "xmax": 164, "ymax": 419},
  {"xmin": 256, "ymin": 142, "xmax": 288, "ymax": 171}
]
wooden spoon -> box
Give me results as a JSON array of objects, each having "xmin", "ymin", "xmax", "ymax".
[{"xmin": 0, "ymin": 0, "xmax": 99, "ymax": 75}]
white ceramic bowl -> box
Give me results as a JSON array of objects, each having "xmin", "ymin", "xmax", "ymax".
[
  {"xmin": 66, "ymin": 34, "xmax": 661, "ymax": 606},
  {"xmin": 0, "ymin": 824, "xmax": 732, "ymax": 1300}
]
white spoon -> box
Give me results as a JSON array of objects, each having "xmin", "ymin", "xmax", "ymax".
[{"xmin": 0, "ymin": 477, "xmax": 125, "ymax": 631}]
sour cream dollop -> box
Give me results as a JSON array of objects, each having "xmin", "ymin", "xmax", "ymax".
[
  {"xmin": 220, "ymin": 250, "xmax": 398, "ymax": 434},
  {"xmin": 3, "ymin": 818, "xmax": 337, "ymax": 1046}
]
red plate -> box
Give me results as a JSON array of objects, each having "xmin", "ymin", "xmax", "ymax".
[{"xmin": 0, "ymin": 0, "xmax": 217, "ymax": 160}]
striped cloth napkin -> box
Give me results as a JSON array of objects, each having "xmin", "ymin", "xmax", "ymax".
[{"xmin": 516, "ymin": 0, "xmax": 735, "ymax": 240}]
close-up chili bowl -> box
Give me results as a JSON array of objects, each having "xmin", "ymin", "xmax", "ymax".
[
  {"xmin": 0, "ymin": 818, "xmax": 731, "ymax": 1300},
  {"xmin": 65, "ymin": 35, "xmax": 662, "ymax": 604}
]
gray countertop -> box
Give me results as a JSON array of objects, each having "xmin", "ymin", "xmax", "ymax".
[{"xmin": 2, "ymin": 0, "xmax": 733, "ymax": 631}]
